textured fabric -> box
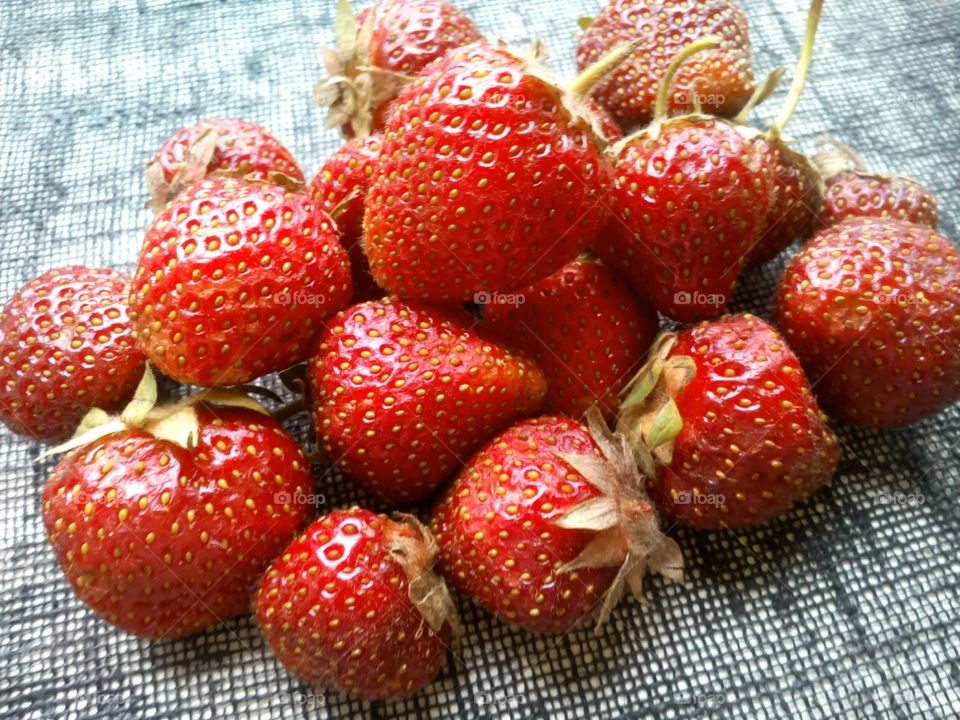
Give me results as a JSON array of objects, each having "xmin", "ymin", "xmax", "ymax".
[{"xmin": 1, "ymin": 1, "xmax": 959, "ymax": 718}]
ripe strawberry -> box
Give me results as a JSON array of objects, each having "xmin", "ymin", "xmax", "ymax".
[
  {"xmin": 309, "ymin": 298, "xmax": 548, "ymax": 504},
  {"xmin": 363, "ymin": 40, "xmax": 636, "ymax": 303},
  {"xmin": 308, "ymin": 134, "xmax": 384, "ymax": 301},
  {"xmin": 145, "ymin": 118, "xmax": 303, "ymax": 212},
  {"xmin": 41, "ymin": 376, "xmax": 314, "ymax": 639},
  {"xmin": 255, "ymin": 508, "xmax": 459, "ymax": 700},
  {"xmin": 595, "ymin": 39, "xmax": 774, "ymax": 322},
  {"xmin": 481, "ymin": 256, "xmax": 659, "ymax": 420},
  {"xmin": 577, "ymin": 0, "xmax": 755, "ymax": 130},
  {"xmin": 432, "ymin": 412, "xmax": 683, "ymax": 634},
  {"xmin": 618, "ymin": 315, "xmax": 839, "ymax": 529},
  {"xmin": 774, "ymin": 217, "xmax": 960, "ymax": 427},
  {"xmin": 0, "ymin": 266, "xmax": 145, "ymax": 443},
  {"xmin": 129, "ymin": 177, "xmax": 352, "ymax": 387},
  {"xmin": 316, "ymin": 0, "xmax": 483, "ymax": 137}
]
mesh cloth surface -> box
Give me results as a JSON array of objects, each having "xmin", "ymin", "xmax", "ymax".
[{"xmin": 1, "ymin": 0, "xmax": 959, "ymax": 718}]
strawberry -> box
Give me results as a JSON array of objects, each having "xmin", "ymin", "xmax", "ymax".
[
  {"xmin": 255, "ymin": 508, "xmax": 459, "ymax": 700},
  {"xmin": 145, "ymin": 118, "xmax": 303, "ymax": 213},
  {"xmin": 308, "ymin": 298, "xmax": 548, "ymax": 504},
  {"xmin": 316, "ymin": 0, "xmax": 483, "ymax": 137},
  {"xmin": 481, "ymin": 256, "xmax": 659, "ymax": 421},
  {"xmin": 619, "ymin": 315, "xmax": 839, "ymax": 529},
  {"xmin": 577, "ymin": 0, "xmax": 755, "ymax": 130},
  {"xmin": 774, "ymin": 217, "xmax": 960, "ymax": 427},
  {"xmin": 595, "ymin": 39, "xmax": 774, "ymax": 322},
  {"xmin": 363, "ymin": 40, "xmax": 640, "ymax": 303},
  {"xmin": 40, "ymin": 370, "xmax": 314, "ymax": 638},
  {"xmin": 431, "ymin": 411, "xmax": 683, "ymax": 634},
  {"xmin": 307, "ymin": 134, "xmax": 384, "ymax": 301},
  {"xmin": 129, "ymin": 177, "xmax": 352, "ymax": 387},
  {"xmin": 0, "ymin": 266, "xmax": 145, "ymax": 443}
]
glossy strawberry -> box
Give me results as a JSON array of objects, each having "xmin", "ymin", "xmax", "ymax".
[
  {"xmin": 255, "ymin": 508, "xmax": 459, "ymax": 700},
  {"xmin": 308, "ymin": 134, "xmax": 384, "ymax": 301},
  {"xmin": 129, "ymin": 177, "xmax": 352, "ymax": 387},
  {"xmin": 146, "ymin": 118, "xmax": 303, "ymax": 212},
  {"xmin": 774, "ymin": 217, "xmax": 960, "ymax": 427},
  {"xmin": 481, "ymin": 256, "xmax": 658, "ymax": 420},
  {"xmin": 41, "ymin": 387, "xmax": 314, "ymax": 639},
  {"xmin": 577, "ymin": 0, "xmax": 755, "ymax": 130},
  {"xmin": 309, "ymin": 298, "xmax": 547, "ymax": 504},
  {"xmin": 619, "ymin": 315, "xmax": 839, "ymax": 529},
  {"xmin": 364, "ymin": 41, "xmax": 620, "ymax": 303},
  {"xmin": 317, "ymin": 0, "xmax": 483, "ymax": 137},
  {"xmin": 432, "ymin": 413, "xmax": 682, "ymax": 634},
  {"xmin": 0, "ymin": 267, "xmax": 145, "ymax": 443}
]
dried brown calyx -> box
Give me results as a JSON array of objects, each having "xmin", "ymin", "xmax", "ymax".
[{"xmin": 553, "ymin": 406, "xmax": 684, "ymax": 630}]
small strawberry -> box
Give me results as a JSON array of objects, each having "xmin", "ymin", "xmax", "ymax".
[
  {"xmin": 774, "ymin": 217, "xmax": 960, "ymax": 427},
  {"xmin": 363, "ymin": 40, "xmax": 642, "ymax": 303},
  {"xmin": 316, "ymin": 0, "xmax": 483, "ymax": 137},
  {"xmin": 40, "ymin": 370, "xmax": 314, "ymax": 638},
  {"xmin": 481, "ymin": 256, "xmax": 659, "ymax": 420},
  {"xmin": 812, "ymin": 139, "xmax": 939, "ymax": 231},
  {"xmin": 309, "ymin": 298, "xmax": 548, "ymax": 504},
  {"xmin": 432, "ymin": 411, "xmax": 683, "ymax": 634},
  {"xmin": 618, "ymin": 314, "xmax": 839, "ymax": 529},
  {"xmin": 145, "ymin": 118, "xmax": 303, "ymax": 212},
  {"xmin": 255, "ymin": 508, "xmax": 460, "ymax": 700},
  {"xmin": 129, "ymin": 177, "xmax": 352, "ymax": 387},
  {"xmin": 595, "ymin": 39, "xmax": 775, "ymax": 322},
  {"xmin": 0, "ymin": 266, "xmax": 145, "ymax": 443},
  {"xmin": 577, "ymin": 0, "xmax": 756, "ymax": 130},
  {"xmin": 307, "ymin": 134, "xmax": 385, "ymax": 301}
]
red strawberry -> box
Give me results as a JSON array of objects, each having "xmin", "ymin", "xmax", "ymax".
[
  {"xmin": 316, "ymin": 0, "xmax": 483, "ymax": 137},
  {"xmin": 432, "ymin": 412, "xmax": 682, "ymax": 634},
  {"xmin": 481, "ymin": 256, "xmax": 659, "ymax": 420},
  {"xmin": 146, "ymin": 118, "xmax": 303, "ymax": 212},
  {"xmin": 308, "ymin": 134, "xmax": 384, "ymax": 301},
  {"xmin": 0, "ymin": 266, "xmax": 145, "ymax": 443},
  {"xmin": 595, "ymin": 39, "xmax": 774, "ymax": 322},
  {"xmin": 577, "ymin": 0, "xmax": 755, "ymax": 130},
  {"xmin": 363, "ymin": 40, "xmax": 638, "ymax": 303},
  {"xmin": 774, "ymin": 217, "xmax": 960, "ymax": 427},
  {"xmin": 618, "ymin": 315, "xmax": 839, "ymax": 529},
  {"xmin": 255, "ymin": 508, "xmax": 459, "ymax": 700},
  {"xmin": 309, "ymin": 298, "xmax": 547, "ymax": 504},
  {"xmin": 41, "ymin": 375, "xmax": 314, "ymax": 638},
  {"xmin": 129, "ymin": 177, "xmax": 352, "ymax": 387}
]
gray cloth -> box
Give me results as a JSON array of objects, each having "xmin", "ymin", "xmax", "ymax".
[{"xmin": 1, "ymin": 0, "xmax": 958, "ymax": 718}]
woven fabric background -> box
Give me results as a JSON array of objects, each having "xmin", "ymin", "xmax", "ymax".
[{"xmin": 1, "ymin": 0, "xmax": 959, "ymax": 718}]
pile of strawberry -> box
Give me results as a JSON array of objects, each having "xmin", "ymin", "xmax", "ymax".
[{"xmin": 1, "ymin": 0, "xmax": 957, "ymax": 704}]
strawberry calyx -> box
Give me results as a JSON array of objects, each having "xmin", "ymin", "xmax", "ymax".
[
  {"xmin": 145, "ymin": 127, "xmax": 219, "ymax": 214},
  {"xmin": 553, "ymin": 406, "xmax": 684, "ymax": 630}
]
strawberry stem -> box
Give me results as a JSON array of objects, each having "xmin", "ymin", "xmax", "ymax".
[
  {"xmin": 653, "ymin": 37, "xmax": 721, "ymax": 121},
  {"xmin": 568, "ymin": 38, "xmax": 643, "ymax": 99},
  {"xmin": 769, "ymin": 0, "xmax": 824, "ymax": 137},
  {"xmin": 733, "ymin": 67, "xmax": 786, "ymax": 124}
]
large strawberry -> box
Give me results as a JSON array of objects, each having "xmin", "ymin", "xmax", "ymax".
[
  {"xmin": 145, "ymin": 118, "xmax": 303, "ymax": 213},
  {"xmin": 40, "ymin": 369, "xmax": 314, "ymax": 639},
  {"xmin": 0, "ymin": 266, "xmax": 145, "ymax": 443},
  {"xmin": 316, "ymin": 0, "xmax": 483, "ymax": 137},
  {"xmin": 309, "ymin": 298, "xmax": 547, "ymax": 504},
  {"xmin": 618, "ymin": 314, "xmax": 839, "ymax": 529},
  {"xmin": 432, "ymin": 412, "xmax": 682, "ymax": 634},
  {"xmin": 481, "ymin": 256, "xmax": 659, "ymax": 420},
  {"xmin": 129, "ymin": 177, "xmax": 352, "ymax": 387},
  {"xmin": 363, "ymin": 40, "xmax": 640, "ymax": 303},
  {"xmin": 577, "ymin": 0, "xmax": 756, "ymax": 130},
  {"xmin": 255, "ymin": 508, "xmax": 459, "ymax": 700},
  {"xmin": 774, "ymin": 217, "xmax": 960, "ymax": 427},
  {"xmin": 308, "ymin": 134, "xmax": 384, "ymax": 301},
  {"xmin": 595, "ymin": 39, "xmax": 775, "ymax": 322}
]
